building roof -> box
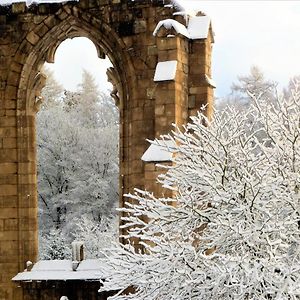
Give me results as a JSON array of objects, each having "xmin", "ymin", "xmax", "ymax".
[{"xmin": 12, "ymin": 259, "xmax": 106, "ymax": 281}]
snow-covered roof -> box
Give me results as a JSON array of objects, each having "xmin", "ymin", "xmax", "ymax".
[
  {"xmin": 153, "ymin": 16, "xmax": 211, "ymax": 40},
  {"xmin": 154, "ymin": 61, "xmax": 177, "ymax": 82},
  {"xmin": 0, "ymin": 0, "xmax": 78, "ymax": 6},
  {"xmin": 141, "ymin": 140, "xmax": 176, "ymax": 162},
  {"xmin": 12, "ymin": 259, "xmax": 105, "ymax": 281}
]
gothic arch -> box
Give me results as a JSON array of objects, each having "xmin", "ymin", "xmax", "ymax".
[
  {"xmin": 13, "ymin": 8, "xmax": 134, "ymax": 272},
  {"xmin": 15, "ymin": 13, "xmax": 133, "ymax": 114},
  {"xmin": 0, "ymin": 1, "xmax": 214, "ymax": 298}
]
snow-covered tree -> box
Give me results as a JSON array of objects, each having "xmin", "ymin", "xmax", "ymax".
[
  {"xmin": 40, "ymin": 68, "xmax": 64, "ymax": 109},
  {"xmin": 39, "ymin": 228, "xmax": 71, "ymax": 260},
  {"xmin": 99, "ymin": 82, "xmax": 300, "ymax": 299},
  {"xmin": 217, "ymin": 65, "xmax": 276, "ymax": 111},
  {"xmin": 71, "ymin": 215, "xmax": 118, "ymax": 259},
  {"xmin": 37, "ymin": 70, "xmax": 119, "ymax": 258},
  {"xmin": 231, "ymin": 65, "xmax": 276, "ymax": 98}
]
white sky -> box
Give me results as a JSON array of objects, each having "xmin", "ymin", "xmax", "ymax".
[
  {"xmin": 45, "ymin": 38, "xmax": 113, "ymax": 93},
  {"xmin": 44, "ymin": 0, "xmax": 300, "ymax": 97}
]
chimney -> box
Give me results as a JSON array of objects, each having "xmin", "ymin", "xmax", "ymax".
[
  {"xmin": 25, "ymin": 261, "xmax": 33, "ymax": 272},
  {"xmin": 71, "ymin": 241, "xmax": 84, "ymax": 271}
]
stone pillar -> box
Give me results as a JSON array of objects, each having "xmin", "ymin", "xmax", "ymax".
[
  {"xmin": 0, "ymin": 1, "xmax": 214, "ymax": 298},
  {"xmin": 188, "ymin": 25, "xmax": 215, "ymax": 118},
  {"xmin": 0, "ymin": 56, "xmax": 24, "ymax": 300},
  {"xmin": 154, "ymin": 35, "xmax": 189, "ymax": 136}
]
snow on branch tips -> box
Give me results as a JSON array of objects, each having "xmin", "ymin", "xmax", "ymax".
[{"xmin": 99, "ymin": 81, "xmax": 300, "ymax": 299}]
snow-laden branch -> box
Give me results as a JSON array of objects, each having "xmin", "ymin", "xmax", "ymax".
[{"xmin": 99, "ymin": 81, "xmax": 300, "ymax": 299}]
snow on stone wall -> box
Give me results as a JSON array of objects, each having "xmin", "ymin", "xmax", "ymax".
[
  {"xmin": 153, "ymin": 19, "xmax": 189, "ymax": 38},
  {"xmin": 0, "ymin": 0, "xmax": 78, "ymax": 6},
  {"xmin": 188, "ymin": 16, "xmax": 211, "ymax": 39},
  {"xmin": 141, "ymin": 140, "xmax": 176, "ymax": 162},
  {"xmin": 154, "ymin": 60, "xmax": 178, "ymax": 82},
  {"xmin": 153, "ymin": 16, "xmax": 211, "ymax": 40}
]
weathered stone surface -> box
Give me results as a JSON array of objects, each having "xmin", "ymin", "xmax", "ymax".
[{"xmin": 0, "ymin": 0, "xmax": 214, "ymax": 299}]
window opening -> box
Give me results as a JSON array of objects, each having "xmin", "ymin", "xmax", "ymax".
[{"xmin": 37, "ymin": 37, "xmax": 119, "ymax": 260}]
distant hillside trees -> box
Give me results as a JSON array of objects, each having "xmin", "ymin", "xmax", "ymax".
[
  {"xmin": 37, "ymin": 70, "xmax": 118, "ymax": 259},
  {"xmin": 217, "ymin": 65, "xmax": 277, "ymax": 111}
]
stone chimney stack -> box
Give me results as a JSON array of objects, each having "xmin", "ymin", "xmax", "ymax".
[{"xmin": 71, "ymin": 241, "xmax": 84, "ymax": 271}]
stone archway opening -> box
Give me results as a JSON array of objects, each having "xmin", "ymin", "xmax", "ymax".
[
  {"xmin": 0, "ymin": 1, "xmax": 214, "ymax": 298},
  {"xmin": 14, "ymin": 14, "xmax": 131, "ymax": 274},
  {"xmin": 36, "ymin": 36, "xmax": 120, "ymax": 260}
]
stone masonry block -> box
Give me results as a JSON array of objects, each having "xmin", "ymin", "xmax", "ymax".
[
  {"xmin": 7, "ymin": 72, "xmax": 20, "ymax": 87},
  {"xmin": 11, "ymin": 3, "xmax": 26, "ymax": 14},
  {"xmin": 154, "ymin": 104, "xmax": 165, "ymax": 116},
  {"xmin": 0, "ymin": 230, "xmax": 18, "ymax": 240},
  {"xmin": 157, "ymin": 37, "xmax": 178, "ymax": 51},
  {"xmin": 18, "ymin": 174, "xmax": 36, "ymax": 185},
  {"xmin": 5, "ymin": 86, "xmax": 17, "ymax": 101},
  {"xmin": 0, "ymin": 149, "xmax": 17, "ymax": 162},
  {"xmin": 0, "ymin": 117, "xmax": 16, "ymax": 128},
  {"xmin": 4, "ymin": 219, "xmax": 18, "ymax": 231},
  {"xmin": 44, "ymin": 16, "xmax": 57, "ymax": 28},
  {"xmin": 2, "ymin": 138, "xmax": 17, "ymax": 149},
  {"xmin": 0, "ymin": 196, "xmax": 17, "ymax": 208},
  {"xmin": 0, "ymin": 241, "xmax": 18, "ymax": 257},
  {"xmin": 18, "ymin": 162, "xmax": 36, "ymax": 175},
  {"xmin": 0, "ymin": 185, "xmax": 17, "ymax": 196},
  {"xmin": 0, "ymin": 208, "xmax": 18, "ymax": 219},
  {"xmin": 26, "ymin": 31, "xmax": 40, "ymax": 46},
  {"xmin": 4, "ymin": 101, "xmax": 16, "ymax": 109},
  {"xmin": 0, "ymin": 175, "xmax": 17, "ymax": 185},
  {"xmin": 0, "ymin": 163, "xmax": 17, "ymax": 174},
  {"xmin": 0, "ymin": 127, "xmax": 16, "ymax": 138},
  {"xmin": 147, "ymin": 45, "xmax": 157, "ymax": 56},
  {"xmin": 20, "ymin": 218, "xmax": 38, "ymax": 231}
]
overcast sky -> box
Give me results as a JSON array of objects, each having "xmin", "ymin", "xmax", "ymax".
[{"xmin": 44, "ymin": 0, "xmax": 300, "ymax": 98}]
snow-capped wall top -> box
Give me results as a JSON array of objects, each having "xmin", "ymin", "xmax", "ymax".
[
  {"xmin": 205, "ymin": 74, "xmax": 216, "ymax": 88},
  {"xmin": 153, "ymin": 19, "xmax": 189, "ymax": 38},
  {"xmin": 0, "ymin": 0, "xmax": 78, "ymax": 6},
  {"xmin": 170, "ymin": 0, "xmax": 184, "ymax": 11},
  {"xmin": 154, "ymin": 61, "xmax": 178, "ymax": 82},
  {"xmin": 153, "ymin": 15, "xmax": 211, "ymax": 40},
  {"xmin": 141, "ymin": 140, "xmax": 176, "ymax": 162},
  {"xmin": 188, "ymin": 16, "xmax": 211, "ymax": 39}
]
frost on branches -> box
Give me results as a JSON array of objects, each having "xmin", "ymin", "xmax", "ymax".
[
  {"xmin": 99, "ymin": 83, "xmax": 300, "ymax": 299},
  {"xmin": 37, "ymin": 70, "xmax": 119, "ymax": 259}
]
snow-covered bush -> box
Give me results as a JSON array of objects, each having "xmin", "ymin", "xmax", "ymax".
[
  {"xmin": 71, "ymin": 215, "xmax": 119, "ymax": 259},
  {"xmin": 39, "ymin": 215, "xmax": 118, "ymax": 260},
  {"xmin": 39, "ymin": 228, "xmax": 71, "ymax": 260},
  {"xmin": 99, "ymin": 83, "xmax": 300, "ymax": 299}
]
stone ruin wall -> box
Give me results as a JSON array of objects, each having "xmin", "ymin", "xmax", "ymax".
[{"xmin": 0, "ymin": 0, "xmax": 214, "ymax": 298}]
